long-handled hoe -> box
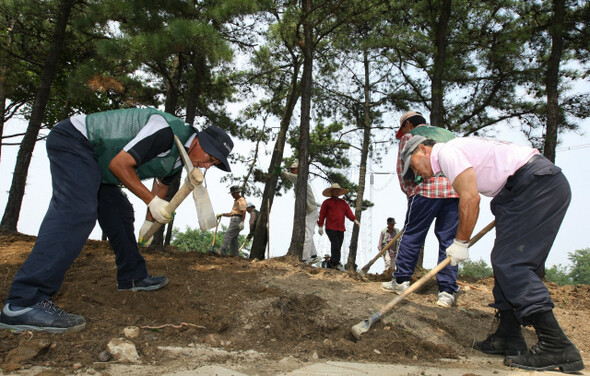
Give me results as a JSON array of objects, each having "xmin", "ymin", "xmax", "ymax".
[{"xmin": 351, "ymin": 220, "xmax": 496, "ymax": 340}]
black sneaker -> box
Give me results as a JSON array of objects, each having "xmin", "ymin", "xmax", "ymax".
[
  {"xmin": 118, "ymin": 275, "xmax": 169, "ymax": 291},
  {"xmin": 0, "ymin": 300, "xmax": 86, "ymax": 333}
]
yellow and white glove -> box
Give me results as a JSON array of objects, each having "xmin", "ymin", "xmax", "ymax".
[
  {"xmin": 238, "ymin": 221, "xmax": 245, "ymax": 231},
  {"xmin": 148, "ymin": 196, "xmax": 172, "ymax": 224},
  {"xmin": 318, "ymin": 227, "xmax": 324, "ymax": 236},
  {"xmin": 138, "ymin": 220, "xmax": 154, "ymax": 247},
  {"xmin": 354, "ymin": 220, "xmax": 361, "ymax": 226},
  {"xmin": 446, "ymin": 239, "xmax": 469, "ymax": 266}
]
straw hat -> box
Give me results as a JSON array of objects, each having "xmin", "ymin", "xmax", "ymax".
[{"xmin": 322, "ymin": 183, "xmax": 349, "ymax": 197}]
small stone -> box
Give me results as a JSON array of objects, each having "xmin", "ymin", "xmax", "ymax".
[
  {"xmin": 72, "ymin": 363, "xmax": 82, "ymax": 370},
  {"xmin": 373, "ymin": 349, "xmax": 381, "ymax": 354},
  {"xmin": 123, "ymin": 326, "xmax": 140, "ymax": 339},
  {"xmin": 106, "ymin": 338, "xmax": 139, "ymax": 363},
  {"xmin": 98, "ymin": 351, "xmax": 112, "ymax": 362},
  {"xmin": 312, "ymin": 351, "xmax": 319, "ymax": 359}
]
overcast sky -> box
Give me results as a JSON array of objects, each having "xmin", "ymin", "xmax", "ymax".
[{"xmin": 1, "ymin": 114, "xmax": 589, "ymax": 274}]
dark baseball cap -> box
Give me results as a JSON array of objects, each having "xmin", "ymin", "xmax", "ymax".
[{"xmin": 197, "ymin": 126, "xmax": 233, "ymax": 172}]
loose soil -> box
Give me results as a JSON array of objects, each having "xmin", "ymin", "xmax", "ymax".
[{"xmin": 1, "ymin": 232, "xmax": 589, "ymax": 375}]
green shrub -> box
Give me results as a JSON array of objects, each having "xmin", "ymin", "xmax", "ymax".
[
  {"xmin": 569, "ymin": 248, "xmax": 590, "ymax": 286},
  {"xmin": 544, "ymin": 264, "xmax": 573, "ymax": 286},
  {"xmin": 458, "ymin": 259, "xmax": 492, "ymax": 278},
  {"xmin": 171, "ymin": 226, "xmax": 247, "ymax": 255}
]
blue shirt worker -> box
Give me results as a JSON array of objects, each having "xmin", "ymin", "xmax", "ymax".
[{"xmin": 0, "ymin": 108, "xmax": 233, "ymax": 333}]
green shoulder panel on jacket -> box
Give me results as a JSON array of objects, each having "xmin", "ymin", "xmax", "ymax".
[
  {"xmin": 86, "ymin": 108, "xmax": 195, "ymax": 184},
  {"xmin": 409, "ymin": 125, "xmax": 455, "ymax": 143}
]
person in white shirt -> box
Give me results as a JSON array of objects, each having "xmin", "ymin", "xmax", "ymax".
[{"xmin": 281, "ymin": 161, "xmax": 320, "ymax": 264}]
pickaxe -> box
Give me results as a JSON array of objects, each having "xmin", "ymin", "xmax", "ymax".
[{"xmin": 139, "ymin": 136, "xmax": 217, "ymax": 243}]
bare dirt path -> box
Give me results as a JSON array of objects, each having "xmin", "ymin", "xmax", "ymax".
[{"xmin": 1, "ymin": 233, "xmax": 588, "ymax": 375}]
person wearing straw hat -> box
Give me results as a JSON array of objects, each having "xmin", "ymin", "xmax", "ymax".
[
  {"xmin": 281, "ymin": 161, "xmax": 320, "ymax": 265},
  {"xmin": 245, "ymin": 202, "xmax": 267, "ymax": 258},
  {"xmin": 381, "ymin": 111, "xmax": 460, "ymax": 309},
  {"xmin": 217, "ymin": 185, "xmax": 247, "ymax": 256},
  {"xmin": 401, "ymin": 135, "xmax": 583, "ymax": 373},
  {"xmin": 317, "ymin": 183, "xmax": 360, "ymax": 270}
]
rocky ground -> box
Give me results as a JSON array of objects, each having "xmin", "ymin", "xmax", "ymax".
[{"xmin": 1, "ymin": 232, "xmax": 589, "ymax": 375}]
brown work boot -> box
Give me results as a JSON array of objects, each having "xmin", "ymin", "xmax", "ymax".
[
  {"xmin": 472, "ymin": 310, "xmax": 527, "ymax": 356},
  {"xmin": 504, "ymin": 310, "xmax": 584, "ymax": 373}
]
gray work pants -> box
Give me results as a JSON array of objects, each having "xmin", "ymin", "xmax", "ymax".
[{"xmin": 220, "ymin": 216, "xmax": 242, "ymax": 256}]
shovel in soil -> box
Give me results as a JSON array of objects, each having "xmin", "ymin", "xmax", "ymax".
[
  {"xmin": 210, "ymin": 216, "xmax": 222, "ymax": 253},
  {"xmin": 140, "ymin": 136, "xmax": 217, "ymax": 243},
  {"xmin": 351, "ymin": 220, "xmax": 495, "ymax": 340}
]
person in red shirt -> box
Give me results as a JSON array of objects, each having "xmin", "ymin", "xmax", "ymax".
[{"xmin": 317, "ymin": 183, "xmax": 360, "ymax": 270}]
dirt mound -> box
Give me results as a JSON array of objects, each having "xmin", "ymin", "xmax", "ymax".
[{"xmin": 1, "ymin": 232, "xmax": 589, "ymax": 374}]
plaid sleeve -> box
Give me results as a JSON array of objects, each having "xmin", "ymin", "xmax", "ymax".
[{"xmin": 397, "ymin": 134, "xmax": 417, "ymax": 197}]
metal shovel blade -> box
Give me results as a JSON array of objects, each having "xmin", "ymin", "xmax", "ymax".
[{"xmin": 351, "ymin": 312, "xmax": 382, "ymax": 340}]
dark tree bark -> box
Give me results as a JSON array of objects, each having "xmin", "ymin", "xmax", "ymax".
[
  {"xmin": 429, "ymin": 0, "xmax": 451, "ymax": 128},
  {"xmin": 287, "ymin": 0, "xmax": 313, "ymax": 259},
  {"xmin": 543, "ymin": 0, "xmax": 565, "ymax": 163},
  {"xmin": 346, "ymin": 48, "xmax": 372, "ymax": 271},
  {"xmin": 250, "ymin": 63, "xmax": 302, "ymax": 260},
  {"xmin": 152, "ymin": 53, "xmax": 185, "ymax": 247},
  {"xmin": 0, "ymin": 0, "xmax": 76, "ymax": 232}
]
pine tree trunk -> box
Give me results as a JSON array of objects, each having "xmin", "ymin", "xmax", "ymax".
[
  {"xmin": 250, "ymin": 63, "xmax": 302, "ymax": 260},
  {"xmin": 430, "ymin": 0, "xmax": 451, "ymax": 128},
  {"xmin": 153, "ymin": 54, "xmax": 185, "ymax": 247},
  {"xmin": 287, "ymin": 0, "xmax": 313, "ymax": 259},
  {"xmin": 544, "ymin": 0, "xmax": 565, "ymax": 164},
  {"xmin": 347, "ymin": 48, "xmax": 371, "ymax": 271},
  {"xmin": 0, "ymin": 0, "xmax": 75, "ymax": 232}
]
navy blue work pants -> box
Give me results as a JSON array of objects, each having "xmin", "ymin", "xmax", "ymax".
[
  {"xmin": 394, "ymin": 195, "xmax": 459, "ymax": 293},
  {"xmin": 489, "ymin": 155, "xmax": 569, "ymax": 322},
  {"xmin": 6, "ymin": 120, "xmax": 148, "ymax": 307}
]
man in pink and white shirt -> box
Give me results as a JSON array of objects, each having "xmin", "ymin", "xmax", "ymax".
[{"xmin": 401, "ymin": 135, "xmax": 583, "ymax": 373}]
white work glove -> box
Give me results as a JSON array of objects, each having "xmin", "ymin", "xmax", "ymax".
[
  {"xmin": 238, "ymin": 221, "xmax": 244, "ymax": 231},
  {"xmin": 354, "ymin": 219, "xmax": 361, "ymax": 226},
  {"xmin": 148, "ymin": 196, "xmax": 172, "ymax": 224},
  {"xmin": 138, "ymin": 220, "xmax": 154, "ymax": 247},
  {"xmin": 446, "ymin": 239, "xmax": 469, "ymax": 266},
  {"xmin": 318, "ymin": 227, "xmax": 324, "ymax": 236}
]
